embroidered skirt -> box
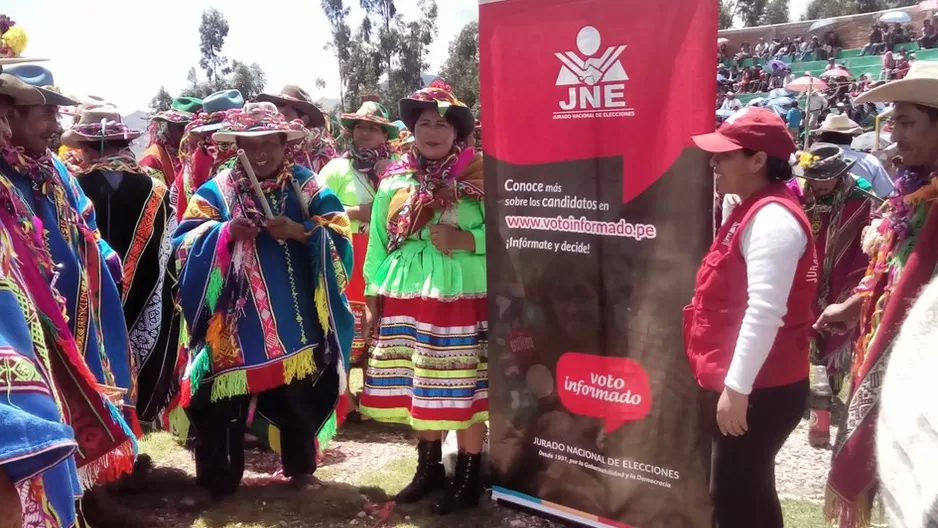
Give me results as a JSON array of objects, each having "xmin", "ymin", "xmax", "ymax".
[
  {"xmin": 348, "ymin": 233, "xmax": 368, "ymax": 366},
  {"xmin": 359, "ymin": 296, "xmax": 488, "ymax": 430}
]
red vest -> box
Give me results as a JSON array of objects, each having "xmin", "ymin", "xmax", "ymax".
[{"xmin": 683, "ymin": 183, "xmax": 818, "ymax": 392}]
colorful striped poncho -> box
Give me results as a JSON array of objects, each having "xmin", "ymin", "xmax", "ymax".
[
  {"xmin": 0, "ymin": 150, "xmax": 140, "ymax": 440},
  {"xmin": 173, "ymin": 163, "xmax": 354, "ymax": 447}
]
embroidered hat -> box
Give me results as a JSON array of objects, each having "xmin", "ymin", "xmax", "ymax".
[
  {"xmin": 61, "ymin": 106, "xmax": 144, "ymax": 148},
  {"xmin": 691, "ymin": 107, "xmax": 797, "ymax": 160},
  {"xmin": 190, "ymin": 90, "xmax": 245, "ymax": 133},
  {"xmin": 211, "ymin": 101, "xmax": 306, "ymax": 144},
  {"xmin": 3, "ymin": 63, "xmax": 79, "ymax": 107},
  {"xmin": 793, "ymin": 143, "xmax": 858, "ymax": 181},
  {"xmin": 256, "ymin": 85, "xmax": 326, "ymax": 128},
  {"xmin": 398, "ymin": 80, "xmax": 475, "ymax": 142},
  {"xmin": 340, "ymin": 100, "xmax": 399, "ymax": 139},
  {"xmin": 152, "ymin": 96, "xmax": 203, "ymax": 123}
]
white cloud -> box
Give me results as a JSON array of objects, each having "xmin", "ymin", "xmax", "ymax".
[{"xmin": 13, "ymin": 0, "xmax": 478, "ymax": 112}]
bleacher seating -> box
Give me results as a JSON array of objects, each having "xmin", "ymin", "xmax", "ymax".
[{"xmin": 724, "ymin": 42, "xmax": 938, "ymax": 104}]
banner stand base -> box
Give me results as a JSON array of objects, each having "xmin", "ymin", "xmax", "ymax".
[{"xmin": 492, "ymin": 487, "xmax": 633, "ymax": 528}]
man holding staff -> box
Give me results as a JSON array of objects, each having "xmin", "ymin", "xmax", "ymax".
[{"xmin": 173, "ymin": 102, "xmax": 354, "ymax": 500}]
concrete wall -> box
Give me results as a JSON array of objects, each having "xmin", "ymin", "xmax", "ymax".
[{"xmin": 718, "ymin": 7, "xmax": 931, "ymax": 54}]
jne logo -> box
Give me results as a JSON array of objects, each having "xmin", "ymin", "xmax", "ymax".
[{"xmin": 553, "ymin": 26, "xmax": 634, "ymax": 120}]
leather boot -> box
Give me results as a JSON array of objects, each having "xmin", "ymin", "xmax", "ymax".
[
  {"xmin": 396, "ymin": 440, "xmax": 446, "ymax": 504},
  {"xmin": 433, "ymin": 451, "xmax": 482, "ymax": 515}
]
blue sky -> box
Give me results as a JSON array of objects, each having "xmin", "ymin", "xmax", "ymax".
[{"xmin": 14, "ymin": 0, "xmax": 478, "ymax": 112}]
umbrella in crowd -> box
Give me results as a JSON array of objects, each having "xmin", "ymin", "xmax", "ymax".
[
  {"xmin": 821, "ymin": 67, "xmax": 854, "ymax": 79},
  {"xmin": 768, "ymin": 96, "xmax": 795, "ymax": 107},
  {"xmin": 766, "ymin": 59, "xmax": 788, "ymax": 73},
  {"xmin": 852, "ymin": 130, "xmax": 893, "ymax": 152},
  {"xmin": 809, "ymin": 18, "xmax": 836, "ymax": 32},
  {"xmin": 748, "ymin": 96, "xmax": 767, "ymax": 107},
  {"xmin": 880, "ymin": 11, "xmax": 912, "ymax": 24},
  {"xmin": 718, "ymin": 37, "xmax": 729, "ymax": 45},
  {"xmin": 717, "ymin": 73, "xmax": 727, "ymax": 82},
  {"xmin": 786, "ymin": 74, "xmax": 828, "ymax": 92},
  {"xmin": 767, "ymin": 88, "xmax": 795, "ymax": 99}
]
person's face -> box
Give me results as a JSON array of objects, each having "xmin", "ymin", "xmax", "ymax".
[
  {"xmin": 9, "ymin": 105, "xmax": 59, "ymax": 156},
  {"xmin": 807, "ymin": 177, "xmax": 840, "ymax": 198},
  {"xmin": 414, "ymin": 108, "xmax": 457, "ymax": 160},
  {"xmin": 0, "ymin": 98, "xmax": 12, "ymax": 148},
  {"xmin": 710, "ymin": 149, "xmax": 766, "ymax": 195},
  {"xmin": 352, "ymin": 121, "xmax": 387, "ymax": 150},
  {"xmin": 277, "ymin": 104, "xmax": 310, "ymax": 127},
  {"xmin": 891, "ymin": 102, "xmax": 938, "ymax": 167},
  {"xmin": 237, "ymin": 134, "xmax": 286, "ymax": 179},
  {"xmin": 167, "ymin": 122, "xmax": 186, "ymax": 149}
]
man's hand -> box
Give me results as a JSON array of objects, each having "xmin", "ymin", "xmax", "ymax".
[
  {"xmin": 229, "ymin": 218, "xmax": 259, "ymax": 242},
  {"xmin": 0, "ymin": 468, "xmax": 21, "ymax": 528},
  {"xmin": 814, "ymin": 294, "xmax": 863, "ymax": 334},
  {"xmin": 347, "ymin": 203, "xmax": 373, "ymax": 224},
  {"xmin": 265, "ymin": 216, "xmax": 307, "ymax": 242},
  {"xmin": 716, "ymin": 386, "xmax": 749, "ymax": 437},
  {"xmin": 429, "ymin": 225, "xmax": 474, "ymax": 256}
]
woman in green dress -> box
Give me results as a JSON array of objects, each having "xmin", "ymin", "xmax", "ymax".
[{"xmin": 359, "ymin": 82, "xmax": 487, "ymax": 514}]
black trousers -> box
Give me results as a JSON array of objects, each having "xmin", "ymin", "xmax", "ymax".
[
  {"xmin": 187, "ymin": 368, "xmax": 338, "ymax": 497},
  {"xmin": 709, "ymin": 378, "xmax": 808, "ymax": 528}
]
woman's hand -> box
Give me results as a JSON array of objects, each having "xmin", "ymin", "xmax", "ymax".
[
  {"xmin": 814, "ymin": 294, "xmax": 863, "ymax": 334},
  {"xmin": 362, "ymin": 297, "xmax": 381, "ymax": 345},
  {"xmin": 0, "ymin": 468, "xmax": 21, "ymax": 528},
  {"xmin": 716, "ymin": 387, "xmax": 749, "ymax": 437},
  {"xmin": 229, "ymin": 218, "xmax": 260, "ymax": 242},
  {"xmin": 347, "ymin": 203, "xmax": 373, "ymax": 223},
  {"xmin": 429, "ymin": 225, "xmax": 474, "ymax": 256},
  {"xmin": 265, "ymin": 216, "xmax": 307, "ymax": 242}
]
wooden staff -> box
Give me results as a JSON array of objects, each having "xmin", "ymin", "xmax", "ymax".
[{"xmin": 237, "ymin": 149, "xmax": 274, "ymax": 219}]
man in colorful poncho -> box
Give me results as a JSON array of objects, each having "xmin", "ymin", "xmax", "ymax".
[
  {"xmin": 174, "ymin": 102, "xmax": 353, "ymax": 499},
  {"xmin": 0, "ymin": 68, "xmax": 136, "ymax": 526},
  {"xmin": 64, "ymin": 106, "xmax": 181, "ymax": 425},
  {"xmin": 140, "ymin": 96, "xmax": 202, "ymax": 190},
  {"xmin": 789, "ymin": 143, "xmax": 877, "ymax": 394},
  {"xmin": 815, "ymin": 61, "xmax": 938, "ymax": 527}
]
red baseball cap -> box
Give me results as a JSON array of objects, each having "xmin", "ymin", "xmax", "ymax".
[{"xmin": 693, "ymin": 107, "xmax": 796, "ymax": 160}]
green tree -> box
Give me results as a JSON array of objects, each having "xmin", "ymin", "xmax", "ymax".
[
  {"xmin": 385, "ymin": 0, "xmax": 438, "ymax": 109},
  {"xmin": 736, "ymin": 0, "xmax": 768, "ymax": 26},
  {"xmin": 719, "ymin": 0, "xmax": 736, "ymax": 29},
  {"xmin": 228, "ymin": 60, "xmax": 267, "ymax": 98},
  {"xmin": 440, "ymin": 21, "xmax": 479, "ymax": 112},
  {"xmin": 149, "ymin": 85, "xmax": 173, "ymax": 113},
  {"xmin": 761, "ymin": 0, "xmax": 789, "ymax": 24},
  {"xmin": 322, "ymin": 0, "xmax": 354, "ymax": 110},
  {"xmin": 198, "ymin": 8, "xmax": 230, "ymax": 84},
  {"xmin": 804, "ymin": 0, "xmax": 918, "ymax": 18}
]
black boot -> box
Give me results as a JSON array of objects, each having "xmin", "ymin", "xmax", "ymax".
[
  {"xmin": 433, "ymin": 451, "xmax": 482, "ymax": 515},
  {"xmin": 396, "ymin": 440, "xmax": 446, "ymax": 504}
]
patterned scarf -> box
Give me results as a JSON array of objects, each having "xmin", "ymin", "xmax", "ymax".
[
  {"xmin": 147, "ymin": 120, "xmax": 182, "ymax": 174},
  {"xmin": 826, "ymin": 167, "xmax": 938, "ymax": 527},
  {"xmin": 294, "ymin": 131, "xmax": 338, "ymax": 174},
  {"xmin": 348, "ymin": 142, "xmax": 391, "ymax": 188},
  {"xmin": 71, "ymin": 149, "xmax": 143, "ymax": 178},
  {"xmin": 384, "ymin": 145, "xmax": 483, "ymax": 252}
]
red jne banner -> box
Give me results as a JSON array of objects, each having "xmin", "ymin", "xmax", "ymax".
[{"xmin": 482, "ymin": 1, "xmax": 717, "ymax": 527}]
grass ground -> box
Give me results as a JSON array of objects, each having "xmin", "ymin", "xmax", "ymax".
[{"xmin": 123, "ymin": 426, "xmax": 837, "ymax": 528}]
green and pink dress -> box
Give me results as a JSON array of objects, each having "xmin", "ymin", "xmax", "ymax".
[{"xmin": 359, "ymin": 148, "xmax": 488, "ymax": 430}]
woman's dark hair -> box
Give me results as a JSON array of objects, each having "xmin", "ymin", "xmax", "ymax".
[{"xmin": 741, "ymin": 148, "xmax": 793, "ymax": 182}]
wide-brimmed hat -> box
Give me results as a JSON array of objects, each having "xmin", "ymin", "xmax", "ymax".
[
  {"xmin": 256, "ymin": 85, "xmax": 326, "ymax": 128},
  {"xmin": 2, "ymin": 63, "xmax": 79, "ymax": 106},
  {"xmin": 152, "ymin": 96, "xmax": 203, "ymax": 124},
  {"xmin": 340, "ymin": 101, "xmax": 398, "ymax": 139},
  {"xmin": 0, "ymin": 72, "xmax": 43, "ymax": 105},
  {"xmin": 793, "ymin": 143, "xmax": 858, "ymax": 181},
  {"xmin": 856, "ymin": 62, "xmax": 938, "ymax": 108},
  {"xmin": 398, "ymin": 80, "xmax": 474, "ymax": 141},
  {"xmin": 190, "ymin": 90, "xmax": 244, "ymax": 133},
  {"xmin": 212, "ymin": 102, "xmax": 306, "ymax": 144},
  {"xmin": 61, "ymin": 106, "xmax": 144, "ymax": 148},
  {"xmin": 813, "ymin": 113, "xmax": 863, "ymax": 135}
]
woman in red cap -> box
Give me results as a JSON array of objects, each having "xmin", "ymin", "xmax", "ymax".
[{"xmin": 686, "ymin": 107, "xmax": 818, "ymax": 528}]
